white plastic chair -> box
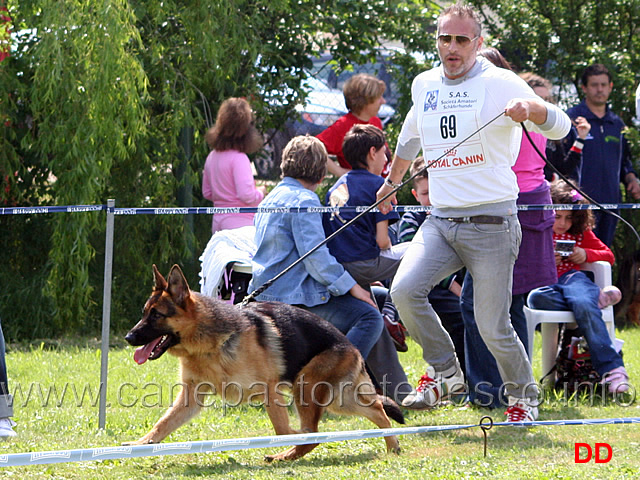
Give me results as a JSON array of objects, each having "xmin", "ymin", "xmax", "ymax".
[{"xmin": 523, "ymin": 261, "xmax": 616, "ymax": 378}]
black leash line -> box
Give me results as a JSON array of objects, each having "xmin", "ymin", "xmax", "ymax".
[
  {"xmin": 241, "ymin": 111, "xmax": 507, "ymax": 304},
  {"xmin": 520, "ymin": 123, "xmax": 640, "ymax": 247}
]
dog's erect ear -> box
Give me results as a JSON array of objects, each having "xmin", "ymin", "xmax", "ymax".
[
  {"xmin": 167, "ymin": 264, "xmax": 191, "ymax": 308},
  {"xmin": 153, "ymin": 264, "xmax": 168, "ymax": 291}
]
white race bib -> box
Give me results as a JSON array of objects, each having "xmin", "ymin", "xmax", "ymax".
[{"xmin": 418, "ymin": 77, "xmax": 487, "ymax": 174}]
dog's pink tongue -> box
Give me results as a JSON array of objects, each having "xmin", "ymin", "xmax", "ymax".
[{"xmin": 133, "ymin": 337, "xmax": 162, "ymax": 365}]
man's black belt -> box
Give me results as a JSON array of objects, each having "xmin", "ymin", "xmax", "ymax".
[{"xmin": 435, "ymin": 215, "xmax": 505, "ymax": 225}]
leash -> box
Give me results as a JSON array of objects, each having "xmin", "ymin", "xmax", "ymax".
[
  {"xmin": 241, "ymin": 111, "xmax": 507, "ymax": 304},
  {"xmin": 520, "ymin": 123, "xmax": 640, "ymax": 247},
  {"xmin": 244, "ymin": 113, "xmax": 640, "ymax": 305}
]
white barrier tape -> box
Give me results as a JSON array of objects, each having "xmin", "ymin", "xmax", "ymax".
[
  {"xmin": 2, "ymin": 203, "xmax": 640, "ymax": 216},
  {"xmin": 1, "ymin": 417, "xmax": 639, "ymax": 467},
  {"xmin": 0, "ymin": 423, "xmax": 473, "ymax": 467}
]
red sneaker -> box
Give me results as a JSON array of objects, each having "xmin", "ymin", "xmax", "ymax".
[
  {"xmin": 401, "ymin": 368, "xmax": 466, "ymax": 409},
  {"xmin": 505, "ymin": 398, "xmax": 538, "ymax": 423}
]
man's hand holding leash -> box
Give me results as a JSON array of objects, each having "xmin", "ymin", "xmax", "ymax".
[
  {"xmin": 376, "ymin": 155, "xmax": 411, "ymax": 215},
  {"xmin": 505, "ymin": 98, "xmax": 549, "ymax": 125}
]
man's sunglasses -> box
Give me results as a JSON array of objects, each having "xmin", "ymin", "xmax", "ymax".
[{"xmin": 437, "ymin": 34, "xmax": 479, "ymax": 47}]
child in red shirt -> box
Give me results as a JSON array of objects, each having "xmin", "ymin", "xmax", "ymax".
[
  {"xmin": 527, "ymin": 180, "xmax": 628, "ymax": 393},
  {"xmin": 317, "ymin": 74, "xmax": 391, "ymax": 178}
]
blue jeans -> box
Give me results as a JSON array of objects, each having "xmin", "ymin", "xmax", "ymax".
[
  {"xmin": 461, "ymin": 273, "xmax": 528, "ymax": 408},
  {"xmin": 368, "ymin": 286, "xmax": 413, "ymax": 403},
  {"xmin": 391, "ymin": 215, "xmax": 537, "ymax": 400},
  {"xmin": 305, "ymin": 294, "xmax": 384, "ymax": 360},
  {"xmin": 0, "ymin": 317, "xmax": 12, "ymax": 418},
  {"xmin": 527, "ymin": 270, "xmax": 623, "ymax": 376}
]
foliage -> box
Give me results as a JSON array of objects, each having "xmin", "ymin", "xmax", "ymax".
[
  {"xmin": 0, "ymin": 0, "xmax": 438, "ymax": 338},
  {"xmin": 468, "ymin": 0, "xmax": 640, "ymax": 122},
  {"xmin": 2, "ymin": 0, "xmax": 149, "ymax": 334},
  {"xmin": 3, "ymin": 0, "xmax": 640, "ymax": 337}
]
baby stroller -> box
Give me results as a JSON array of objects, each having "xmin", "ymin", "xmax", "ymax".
[{"xmin": 199, "ymin": 226, "xmax": 255, "ymax": 304}]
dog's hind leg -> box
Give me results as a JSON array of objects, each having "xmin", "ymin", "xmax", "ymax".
[
  {"xmin": 327, "ymin": 356, "xmax": 402, "ymax": 455},
  {"xmin": 350, "ymin": 395, "xmax": 401, "ymax": 454}
]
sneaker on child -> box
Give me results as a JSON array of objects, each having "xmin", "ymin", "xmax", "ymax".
[
  {"xmin": 401, "ymin": 367, "xmax": 466, "ymax": 410},
  {"xmin": 598, "ymin": 286, "xmax": 622, "ymax": 309},
  {"xmin": 0, "ymin": 418, "xmax": 16, "ymax": 439},
  {"xmin": 383, "ymin": 314, "xmax": 408, "ymax": 352},
  {"xmin": 602, "ymin": 366, "xmax": 629, "ymax": 394},
  {"xmin": 505, "ymin": 397, "xmax": 538, "ymax": 423}
]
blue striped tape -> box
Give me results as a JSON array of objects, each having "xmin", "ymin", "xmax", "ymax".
[
  {"xmin": 2, "ymin": 204, "xmax": 640, "ymax": 215},
  {"xmin": 0, "ymin": 205, "xmax": 105, "ymax": 215}
]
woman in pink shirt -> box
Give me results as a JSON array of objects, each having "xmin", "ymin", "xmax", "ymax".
[{"xmin": 202, "ymin": 98, "xmax": 267, "ymax": 233}]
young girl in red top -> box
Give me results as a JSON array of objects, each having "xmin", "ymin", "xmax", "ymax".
[{"xmin": 527, "ymin": 180, "xmax": 628, "ymax": 394}]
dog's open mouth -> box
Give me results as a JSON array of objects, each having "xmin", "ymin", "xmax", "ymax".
[{"xmin": 134, "ymin": 335, "xmax": 171, "ymax": 365}]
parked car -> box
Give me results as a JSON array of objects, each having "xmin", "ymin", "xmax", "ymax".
[
  {"xmin": 292, "ymin": 76, "xmax": 396, "ymax": 135},
  {"xmin": 254, "ymin": 55, "xmax": 398, "ymax": 179},
  {"xmin": 309, "ymin": 50, "xmax": 406, "ymax": 110}
]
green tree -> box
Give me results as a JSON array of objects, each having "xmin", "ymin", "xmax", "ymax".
[
  {"xmin": 5, "ymin": 0, "xmax": 640, "ymax": 336},
  {"xmin": 1, "ymin": 0, "xmax": 148, "ymax": 334},
  {"xmin": 0, "ymin": 0, "xmax": 437, "ymax": 338},
  {"xmin": 468, "ymin": 0, "xmax": 640, "ymax": 122}
]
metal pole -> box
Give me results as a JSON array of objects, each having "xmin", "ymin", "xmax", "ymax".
[{"xmin": 99, "ymin": 199, "xmax": 115, "ymax": 429}]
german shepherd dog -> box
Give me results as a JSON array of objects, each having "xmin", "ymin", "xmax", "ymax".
[{"xmin": 124, "ymin": 265, "xmax": 404, "ymax": 461}]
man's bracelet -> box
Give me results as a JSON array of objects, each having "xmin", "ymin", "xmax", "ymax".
[{"xmin": 384, "ymin": 178, "xmax": 402, "ymax": 189}]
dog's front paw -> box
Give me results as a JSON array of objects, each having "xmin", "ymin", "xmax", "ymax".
[
  {"xmin": 264, "ymin": 452, "xmax": 292, "ymax": 462},
  {"xmin": 264, "ymin": 446, "xmax": 302, "ymax": 462},
  {"xmin": 122, "ymin": 439, "xmax": 155, "ymax": 446},
  {"xmin": 388, "ymin": 445, "xmax": 401, "ymax": 455},
  {"xmin": 385, "ymin": 436, "xmax": 401, "ymax": 455}
]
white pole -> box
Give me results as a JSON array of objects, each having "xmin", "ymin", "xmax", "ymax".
[{"xmin": 99, "ymin": 199, "xmax": 115, "ymax": 429}]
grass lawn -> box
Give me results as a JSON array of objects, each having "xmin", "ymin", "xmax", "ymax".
[{"xmin": 1, "ymin": 325, "xmax": 639, "ymax": 479}]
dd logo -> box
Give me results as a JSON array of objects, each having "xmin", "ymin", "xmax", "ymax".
[{"xmin": 574, "ymin": 443, "xmax": 612, "ymax": 463}]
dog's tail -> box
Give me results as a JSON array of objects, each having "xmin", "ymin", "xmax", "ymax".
[
  {"xmin": 379, "ymin": 395, "xmax": 405, "ymax": 424},
  {"xmin": 365, "ymin": 363, "xmax": 405, "ymax": 424}
]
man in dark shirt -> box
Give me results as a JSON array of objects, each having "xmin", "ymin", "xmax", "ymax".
[{"xmin": 565, "ymin": 63, "xmax": 640, "ymax": 246}]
